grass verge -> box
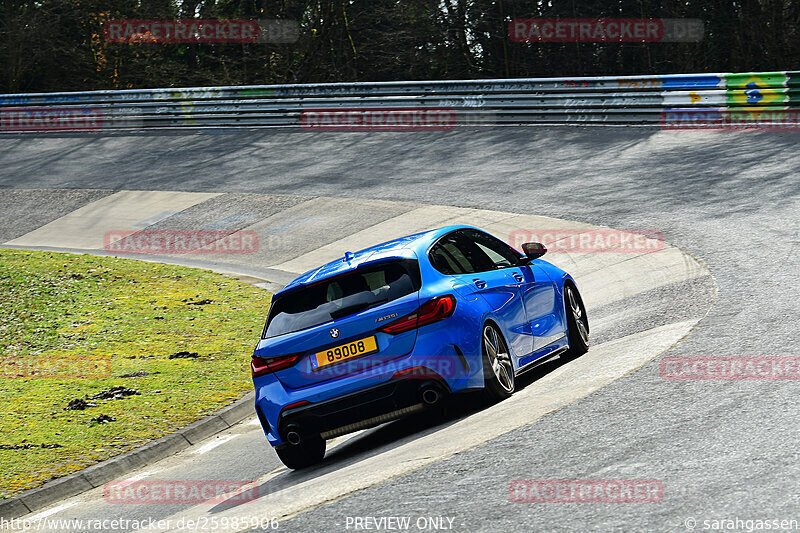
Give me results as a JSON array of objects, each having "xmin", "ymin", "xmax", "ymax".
[{"xmin": 0, "ymin": 249, "xmax": 270, "ymax": 498}]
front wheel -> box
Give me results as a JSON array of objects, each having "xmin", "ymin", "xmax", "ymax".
[
  {"xmin": 275, "ymin": 434, "xmax": 326, "ymax": 469},
  {"xmin": 564, "ymin": 284, "xmax": 589, "ymax": 359},
  {"xmin": 482, "ymin": 323, "xmax": 515, "ymax": 402}
]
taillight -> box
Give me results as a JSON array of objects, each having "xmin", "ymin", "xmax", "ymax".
[
  {"xmin": 282, "ymin": 400, "xmax": 309, "ymax": 411},
  {"xmin": 379, "ymin": 295, "xmax": 456, "ymax": 335},
  {"xmin": 251, "ymin": 354, "xmax": 302, "ymax": 377}
]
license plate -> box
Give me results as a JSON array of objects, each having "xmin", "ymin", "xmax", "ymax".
[{"xmin": 312, "ymin": 336, "xmax": 378, "ymax": 370}]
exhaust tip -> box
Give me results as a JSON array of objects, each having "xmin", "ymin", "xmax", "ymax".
[
  {"xmin": 285, "ymin": 427, "xmax": 302, "ymax": 446},
  {"xmin": 421, "ymin": 388, "xmax": 440, "ymax": 405}
]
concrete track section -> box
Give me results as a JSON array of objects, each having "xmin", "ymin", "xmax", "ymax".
[
  {"xmin": 0, "ymin": 125, "xmax": 796, "ymax": 531},
  {"xmin": 1, "ymin": 187, "xmax": 711, "ymax": 531}
]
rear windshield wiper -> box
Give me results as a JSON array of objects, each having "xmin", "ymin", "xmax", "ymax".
[{"xmin": 329, "ymin": 298, "xmax": 389, "ymax": 320}]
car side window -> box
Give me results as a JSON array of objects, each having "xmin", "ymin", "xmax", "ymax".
[
  {"xmin": 454, "ymin": 236, "xmax": 497, "ymax": 273},
  {"xmin": 461, "ymin": 229, "xmax": 522, "ymax": 269},
  {"xmin": 441, "ymin": 240, "xmax": 475, "ymax": 272},
  {"xmin": 429, "ymin": 233, "xmax": 498, "ymax": 274},
  {"xmin": 429, "ymin": 243, "xmax": 465, "ymax": 274}
]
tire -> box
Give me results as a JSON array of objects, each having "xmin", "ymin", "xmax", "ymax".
[
  {"xmin": 481, "ymin": 322, "xmax": 515, "ymax": 402},
  {"xmin": 275, "ymin": 434, "xmax": 326, "ymax": 469},
  {"xmin": 564, "ymin": 283, "xmax": 589, "ymax": 359}
]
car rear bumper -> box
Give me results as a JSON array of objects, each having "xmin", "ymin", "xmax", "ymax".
[
  {"xmin": 254, "ymin": 339, "xmax": 484, "ymax": 446},
  {"xmin": 276, "ymin": 372, "xmax": 449, "ymax": 444}
]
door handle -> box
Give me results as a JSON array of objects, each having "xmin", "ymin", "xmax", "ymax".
[
  {"xmin": 512, "ymin": 273, "xmax": 524, "ymax": 282},
  {"xmin": 473, "ymin": 278, "xmax": 486, "ymax": 289}
]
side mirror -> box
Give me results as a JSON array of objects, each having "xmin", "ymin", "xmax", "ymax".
[{"xmin": 521, "ymin": 242, "xmax": 547, "ymax": 261}]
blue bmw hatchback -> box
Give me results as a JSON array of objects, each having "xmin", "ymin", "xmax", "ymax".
[{"xmin": 251, "ymin": 225, "xmax": 589, "ymax": 468}]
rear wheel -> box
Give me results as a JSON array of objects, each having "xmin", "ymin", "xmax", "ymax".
[
  {"xmin": 482, "ymin": 323, "xmax": 515, "ymax": 401},
  {"xmin": 564, "ymin": 284, "xmax": 589, "ymax": 359},
  {"xmin": 275, "ymin": 434, "xmax": 326, "ymax": 469}
]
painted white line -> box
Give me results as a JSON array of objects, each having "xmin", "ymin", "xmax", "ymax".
[
  {"xmin": 114, "ymin": 471, "xmax": 157, "ymax": 486},
  {"xmin": 27, "ymin": 502, "xmax": 77, "ymax": 521},
  {"xmin": 128, "ymin": 470, "xmax": 156, "ymax": 481},
  {"xmin": 192, "ymin": 434, "xmax": 238, "ymax": 455}
]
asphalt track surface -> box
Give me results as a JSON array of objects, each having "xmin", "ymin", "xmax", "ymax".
[{"xmin": 0, "ymin": 126, "xmax": 798, "ymax": 532}]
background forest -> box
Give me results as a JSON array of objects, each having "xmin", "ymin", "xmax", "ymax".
[{"xmin": 1, "ymin": 0, "xmax": 798, "ymax": 93}]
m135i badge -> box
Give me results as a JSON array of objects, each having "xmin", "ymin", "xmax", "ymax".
[{"xmin": 376, "ymin": 313, "xmax": 398, "ymax": 323}]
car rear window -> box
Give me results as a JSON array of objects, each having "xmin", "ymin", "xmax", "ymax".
[{"xmin": 262, "ymin": 259, "xmax": 421, "ymax": 338}]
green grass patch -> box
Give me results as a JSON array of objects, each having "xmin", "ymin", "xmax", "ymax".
[{"xmin": 0, "ymin": 249, "xmax": 270, "ymax": 498}]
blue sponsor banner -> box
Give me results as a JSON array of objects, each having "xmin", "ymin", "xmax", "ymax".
[
  {"xmin": 0, "ymin": 93, "xmax": 96, "ymax": 106},
  {"xmin": 660, "ymin": 75, "xmax": 722, "ymax": 89}
]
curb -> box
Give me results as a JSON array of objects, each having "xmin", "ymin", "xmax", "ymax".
[{"xmin": 0, "ymin": 391, "xmax": 256, "ymax": 519}]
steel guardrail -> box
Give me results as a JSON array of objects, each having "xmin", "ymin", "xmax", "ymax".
[{"xmin": 1, "ymin": 71, "xmax": 798, "ymax": 132}]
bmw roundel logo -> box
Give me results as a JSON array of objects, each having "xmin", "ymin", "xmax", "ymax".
[{"xmin": 329, "ymin": 328, "xmax": 340, "ymax": 339}]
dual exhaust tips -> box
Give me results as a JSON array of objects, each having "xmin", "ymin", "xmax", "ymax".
[{"xmin": 283, "ymin": 383, "xmax": 443, "ymax": 447}]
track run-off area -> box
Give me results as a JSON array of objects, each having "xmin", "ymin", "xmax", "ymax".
[{"xmin": 0, "ymin": 126, "xmax": 797, "ymax": 532}]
